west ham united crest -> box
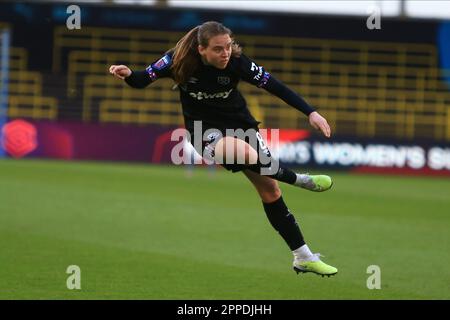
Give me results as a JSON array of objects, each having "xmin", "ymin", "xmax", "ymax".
[{"xmin": 217, "ymin": 76, "xmax": 230, "ymax": 85}]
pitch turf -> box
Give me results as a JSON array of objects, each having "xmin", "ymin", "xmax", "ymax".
[{"xmin": 0, "ymin": 158, "xmax": 448, "ymax": 299}]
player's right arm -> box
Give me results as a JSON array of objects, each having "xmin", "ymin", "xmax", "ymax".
[{"xmin": 109, "ymin": 52, "xmax": 173, "ymax": 89}]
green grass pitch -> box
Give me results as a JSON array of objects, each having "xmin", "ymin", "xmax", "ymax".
[{"xmin": 0, "ymin": 158, "xmax": 449, "ymax": 299}]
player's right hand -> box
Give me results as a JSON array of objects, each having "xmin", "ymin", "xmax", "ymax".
[
  {"xmin": 109, "ymin": 65, "xmax": 132, "ymax": 80},
  {"xmin": 309, "ymin": 111, "xmax": 331, "ymax": 138}
]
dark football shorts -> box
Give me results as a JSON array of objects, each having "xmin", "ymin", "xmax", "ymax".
[{"xmin": 189, "ymin": 126, "xmax": 272, "ymax": 173}]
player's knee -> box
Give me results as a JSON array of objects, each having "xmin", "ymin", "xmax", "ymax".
[{"xmin": 235, "ymin": 139, "xmax": 257, "ymax": 165}]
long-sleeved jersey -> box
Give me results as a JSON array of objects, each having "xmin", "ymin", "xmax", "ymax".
[{"xmin": 125, "ymin": 51, "xmax": 315, "ymax": 133}]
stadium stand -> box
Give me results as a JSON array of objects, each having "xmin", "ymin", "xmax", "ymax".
[
  {"xmin": 1, "ymin": 22, "xmax": 58, "ymax": 120},
  {"xmin": 2, "ymin": 22, "xmax": 449, "ymax": 140}
]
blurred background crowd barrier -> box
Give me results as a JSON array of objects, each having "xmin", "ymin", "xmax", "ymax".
[{"xmin": 0, "ymin": 1, "xmax": 449, "ymax": 175}]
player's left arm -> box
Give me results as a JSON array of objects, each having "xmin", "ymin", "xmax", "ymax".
[{"xmin": 236, "ymin": 54, "xmax": 331, "ymax": 138}]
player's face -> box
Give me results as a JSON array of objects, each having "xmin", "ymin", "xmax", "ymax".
[{"xmin": 198, "ymin": 34, "xmax": 232, "ymax": 69}]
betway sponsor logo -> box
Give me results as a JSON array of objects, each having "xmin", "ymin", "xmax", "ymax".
[{"xmin": 189, "ymin": 89, "xmax": 233, "ymax": 100}]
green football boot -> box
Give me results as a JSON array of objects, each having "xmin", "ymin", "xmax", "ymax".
[
  {"xmin": 297, "ymin": 174, "xmax": 333, "ymax": 192},
  {"xmin": 293, "ymin": 254, "xmax": 338, "ymax": 277}
]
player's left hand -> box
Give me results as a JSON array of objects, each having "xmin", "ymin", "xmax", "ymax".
[{"xmin": 309, "ymin": 111, "xmax": 331, "ymax": 138}]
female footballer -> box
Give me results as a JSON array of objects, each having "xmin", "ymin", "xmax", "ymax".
[{"xmin": 109, "ymin": 21, "xmax": 337, "ymax": 277}]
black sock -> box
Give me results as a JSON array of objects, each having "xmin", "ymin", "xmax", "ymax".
[
  {"xmin": 262, "ymin": 196, "xmax": 305, "ymax": 250},
  {"xmin": 247, "ymin": 160, "xmax": 297, "ymax": 184}
]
